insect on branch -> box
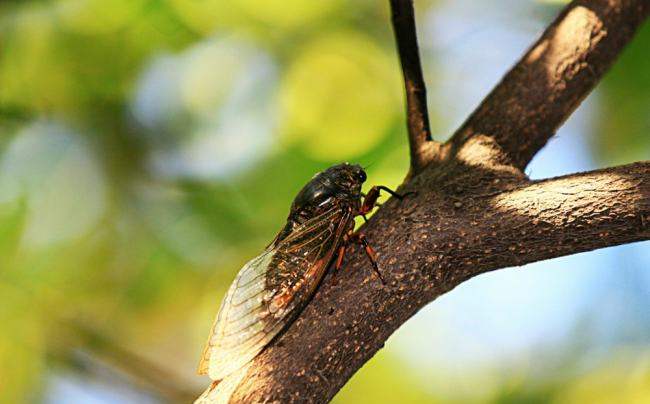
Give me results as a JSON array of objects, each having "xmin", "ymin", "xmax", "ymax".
[{"xmin": 388, "ymin": 0, "xmax": 436, "ymax": 173}]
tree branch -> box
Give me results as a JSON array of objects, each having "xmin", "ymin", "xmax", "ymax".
[
  {"xmin": 447, "ymin": 0, "xmax": 650, "ymax": 170},
  {"xmin": 466, "ymin": 162, "xmax": 650, "ymax": 272},
  {"xmin": 389, "ymin": 0, "xmax": 437, "ymax": 174},
  {"xmin": 220, "ymin": 161, "xmax": 649, "ymax": 403}
]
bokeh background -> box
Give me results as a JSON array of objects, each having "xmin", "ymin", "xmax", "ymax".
[{"xmin": 0, "ymin": 0, "xmax": 648, "ymax": 403}]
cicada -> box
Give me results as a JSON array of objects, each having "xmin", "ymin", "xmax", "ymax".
[{"xmin": 198, "ymin": 162, "xmax": 406, "ymax": 382}]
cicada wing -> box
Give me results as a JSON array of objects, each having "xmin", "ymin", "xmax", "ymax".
[
  {"xmin": 198, "ymin": 248, "xmax": 277, "ymax": 380},
  {"xmin": 199, "ymin": 206, "xmax": 353, "ymax": 381},
  {"xmin": 264, "ymin": 206, "xmax": 352, "ymax": 317}
]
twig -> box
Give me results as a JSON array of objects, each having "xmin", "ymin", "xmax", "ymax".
[{"xmin": 389, "ymin": 0, "xmax": 436, "ymax": 173}]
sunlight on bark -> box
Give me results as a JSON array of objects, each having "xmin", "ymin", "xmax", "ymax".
[
  {"xmin": 525, "ymin": 6, "xmax": 603, "ymax": 81},
  {"xmin": 456, "ymin": 135, "xmax": 524, "ymax": 176},
  {"xmin": 492, "ymin": 171, "xmax": 644, "ymax": 225}
]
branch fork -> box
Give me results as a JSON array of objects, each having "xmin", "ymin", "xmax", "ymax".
[{"xmin": 197, "ymin": 0, "xmax": 649, "ymax": 401}]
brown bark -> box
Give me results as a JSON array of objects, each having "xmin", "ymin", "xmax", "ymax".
[{"xmin": 197, "ymin": 0, "xmax": 650, "ymax": 402}]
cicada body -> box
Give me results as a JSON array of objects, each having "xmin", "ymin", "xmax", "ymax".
[{"xmin": 198, "ymin": 163, "xmax": 368, "ymax": 381}]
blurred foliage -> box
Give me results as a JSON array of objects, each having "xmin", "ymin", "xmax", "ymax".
[
  {"xmin": 334, "ymin": 350, "xmax": 438, "ymax": 404},
  {"xmin": 279, "ymin": 31, "xmax": 400, "ymax": 159},
  {"xmin": 0, "ymin": 0, "xmax": 648, "ymax": 403},
  {"xmin": 595, "ymin": 23, "xmax": 650, "ymax": 166},
  {"xmin": 552, "ymin": 349, "xmax": 650, "ymax": 404}
]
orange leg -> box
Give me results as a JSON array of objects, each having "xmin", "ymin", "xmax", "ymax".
[
  {"xmin": 336, "ymin": 186, "xmax": 413, "ymax": 282},
  {"xmin": 348, "ymin": 232, "xmax": 385, "ymax": 285},
  {"xmin": 331, "ymin": 234, "xmax": 350, "ymax": 284},
  {"xmin": 335, "ymin": 244, "xmax": 346, "ymax": 270},
  {"xmin": 358, "ymin": 186, "xmax": 414, "ymax": 217}
]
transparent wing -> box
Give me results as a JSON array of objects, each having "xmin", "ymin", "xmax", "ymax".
[
  {"xmin": 198, "ymin": 206, "xmax": 352, "ymax": 381},
  {"xmin": 198, "ymin": 248, "xmax": 276, "ymax": 379}
]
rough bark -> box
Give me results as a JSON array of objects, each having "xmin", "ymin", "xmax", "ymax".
[{"xmin": 197, "ymin": 0, "xmax": 650, "ymax": 402}]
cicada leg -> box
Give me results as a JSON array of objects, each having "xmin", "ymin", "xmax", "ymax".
[
  {"xmin": 349, "ymin": 232, "xmax": 386, "ymax": 285},
  {"xmin": 334, "ymin": 230, "xmax": 386, "ymax": 285},
  {"xmin": 334, "ymin": 186, "xmax": 413, "ymax": 284},
  {"xmin": 359, "ymin": 185, "xmax": 414, "ymax": 217},
  {"xmin": 335, "ymin": 243, "xmax": 347, "ymax": 270},
  {"xmin": 331, "ymin": 235, "xmax": 349, "ymax": 285}
]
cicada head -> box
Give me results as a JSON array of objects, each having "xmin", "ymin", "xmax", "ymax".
[
  {"xmin": 291, "ymin": 162, "xmax": 366, "ymax": 212},
  {"xmin": 325, "ymin": 162, "xmax": 366, "ymax": 193}
]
